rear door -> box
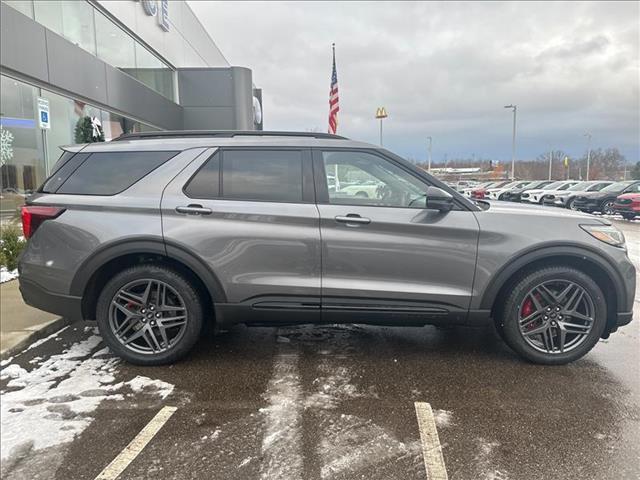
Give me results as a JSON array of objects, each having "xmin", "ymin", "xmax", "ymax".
[
  {"xmin": 161, "ymin": 147, "xmax": 321, "ymax": 323},
  {"xmin": 314, "ymin": 149, "xmax": 480, "ymax": 324}
]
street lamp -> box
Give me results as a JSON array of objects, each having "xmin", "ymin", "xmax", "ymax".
[
  {"xmin": 504, "ymin": 104, "xmax": 517, "ymax": 180},
  {"xmin": 375, "ymin": 107, "xmax": 388, "ymax": 146},
  {"xmin": 584, "ymin": 133, "xmax": 592, "ymax": 181},
  {"xmin": 427, "ymin": 136, "xmax": 433, "ymax": 172}
]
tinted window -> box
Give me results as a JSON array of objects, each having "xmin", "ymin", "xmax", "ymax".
[
  {"xmin": 41, "ymin": 153, "xmax": 90, "ymax": 193},
  {"xmin": 57, "ymin": 151, "xmax": 177, "ymax": 195},
  {"xmin": 184, "ymin": 152, "xmax": 220, "ymax": 199},
  {"xmin": 222, "ymin": 150, "xmax": 303, "ymax": 202}
]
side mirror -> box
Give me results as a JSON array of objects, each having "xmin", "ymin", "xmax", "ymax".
[{"xmin": 425, "ymin": 186, "xmax": 454, "ymax": 212}]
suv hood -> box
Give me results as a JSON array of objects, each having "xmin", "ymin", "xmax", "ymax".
[{"xmin": 480, "ymin": 200, "xmax": 607, "ymax": 222}]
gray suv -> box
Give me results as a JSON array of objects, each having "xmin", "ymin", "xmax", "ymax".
[{"xmin": 18, "ymin": 131, "xmax": 635, "ymax": 365}]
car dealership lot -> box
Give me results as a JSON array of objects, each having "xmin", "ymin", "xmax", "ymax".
[{"xmin": 1, "ymin": 219, "xmax": 638, "ymax": 480}]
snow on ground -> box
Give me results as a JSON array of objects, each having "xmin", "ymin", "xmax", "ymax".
[
  {"xmin": 0, "ymin": 334, "xmax": 175, "ymax": 466},
  {"xmin": 0, "ymin": 267, "xmax": 18, "ymax": 283}
]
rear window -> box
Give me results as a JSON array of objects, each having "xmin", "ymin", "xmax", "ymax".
[{"xmin": 45, "ymin": 151, "xmax": 178, "ymax": 195}]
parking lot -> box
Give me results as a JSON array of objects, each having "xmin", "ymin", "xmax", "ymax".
[{"xmin": 1, "ymin": 218, "xmax": 638, "ymax": 480}]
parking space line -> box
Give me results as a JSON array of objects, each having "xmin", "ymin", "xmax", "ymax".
[
  {"xmin": 94, "ymin": 406, "xmax": 177, "ymax": 480},
  {"xmin": 414, "ymin": 402, "xmax": 448, "ymax": 480}
]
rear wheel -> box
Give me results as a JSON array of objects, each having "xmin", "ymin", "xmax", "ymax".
[
  {"xmin": 96, "ymin": 264, "xmax": 204, "ymax": 365},
  {"xmin": 499, "ymin": 266, "xmax": 606, "ymax": 364},
  {"xmin": 567, "ymin": 198, "xmax": 577, "ymax": 210}
]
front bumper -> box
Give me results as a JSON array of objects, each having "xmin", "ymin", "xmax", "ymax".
[
  {"xmin": 19, "ymin": 278, "xmax": 83, "ymax": 322},
  {"xmin": 573, "ymin": 199, "xmax": 599, "ymax": 212}
]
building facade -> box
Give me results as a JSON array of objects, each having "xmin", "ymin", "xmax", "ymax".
[{"xmin": 0, "ymin": 0, "xmax": 263, "ymax": 216}]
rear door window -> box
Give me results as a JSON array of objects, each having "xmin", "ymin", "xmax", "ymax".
[
  {"xmin": 55, "ymin": 151, "xmax": 178, "ymax": 195},
  {"xmin": 221, "ymin": 150, "xmax": 303, "ymax": 202}
]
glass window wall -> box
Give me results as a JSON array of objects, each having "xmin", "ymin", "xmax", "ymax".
[{"xmin": 0, "ymin": 76, "xmax": 46, "ymax": 216}]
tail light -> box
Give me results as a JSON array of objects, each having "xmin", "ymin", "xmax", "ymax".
[{"xmin": 21, "ymin": 205, "xmax": 65, "ymax": 239}]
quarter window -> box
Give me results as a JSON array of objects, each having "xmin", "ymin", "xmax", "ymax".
[
  {"xmin": 184, "ymin": 152, "xmax": 220, "ymax": 199},
  {"xmin": 54, "ymin": 151, "xmax": 177, "ymax": 195},
  {"xmin": 322, "ymin": 151, "xmax": 428, "ymax": 208}
]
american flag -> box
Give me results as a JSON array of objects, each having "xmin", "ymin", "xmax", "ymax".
[{"xmin": 328, "ymin": 44, "xmax": 339, "ymax": 134}]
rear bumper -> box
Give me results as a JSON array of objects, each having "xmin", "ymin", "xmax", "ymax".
[
  {"xmin": 573, "ymin": 200, "xmax": 599, "ymax": 212},
  {"xmin": 19, "ymin": 278, "xmax": 83, "ymax": 322}
]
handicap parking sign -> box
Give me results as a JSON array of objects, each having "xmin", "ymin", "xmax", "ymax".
[{"xmin": 37, "ymin": 97, "xmax": 50, "ymax": 129}]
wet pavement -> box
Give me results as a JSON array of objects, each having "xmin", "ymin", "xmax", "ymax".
[{"xmin": 1, "ymin": 218, "xmax": 638, "ymax": 480}]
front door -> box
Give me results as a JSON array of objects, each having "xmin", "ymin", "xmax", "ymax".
[{"xmin": 315, "ymin": 150, "xmax": 480, "ymax": 323}]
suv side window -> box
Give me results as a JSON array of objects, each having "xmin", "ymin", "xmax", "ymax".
[
  {"xmin": 321, "ymin": 151, "xmax": 428, "ymax": 208},
  {"xmin": 624, "ymin": 182, "xmax": 640, "ymax": 193},
  {"xmin": 222, "ymin": 150, "xmax": 303, "ymax": 202},
  {"xmin": 55, "ymin": 151, "xmax": 178, "ymax": 195}
]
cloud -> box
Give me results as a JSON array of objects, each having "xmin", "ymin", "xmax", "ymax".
[{"xmin": 189, "ymin": 1, "xmax": 639, "ymax": 163}]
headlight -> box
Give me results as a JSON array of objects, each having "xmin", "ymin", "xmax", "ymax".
[{"xmin": 580, "ymin": 224, "xmax": 626, "ymax": 247}]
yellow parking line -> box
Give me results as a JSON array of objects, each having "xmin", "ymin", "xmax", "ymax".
[
  {"xmin": 94, "ymin": 406, "xmax": 177, "ymax": 480},
  {"xmin": 414, "ymin": 402, "xmax": 448, "ymax": 480}
]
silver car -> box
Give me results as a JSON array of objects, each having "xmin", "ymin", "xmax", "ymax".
[{"xmin": 18, "ymin": 131, "xmax": 635, "ymax": 365}]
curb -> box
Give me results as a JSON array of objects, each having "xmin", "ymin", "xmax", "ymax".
[{"xmin": 0, "ymin": 316, "xmax": 73, "ymax": 361}]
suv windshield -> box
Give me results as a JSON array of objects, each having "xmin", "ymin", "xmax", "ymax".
[
  {"xmin": 567, "ymin": 182, "xmax": 589, "ymax": 191},
  {"xmin": 601, "ymin": 182, "xmax": 628, "ymax": 192},
  {"xmin": 542, "ymin": 181, "xmax": 563, "ymax": 190}
]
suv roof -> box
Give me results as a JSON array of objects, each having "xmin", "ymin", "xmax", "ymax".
[{"xmin": 62, "ymin": 130, "xmax": 374, "ymax": 153}]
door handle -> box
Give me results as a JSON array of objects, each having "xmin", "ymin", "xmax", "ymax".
[
  {"xmin": 335, "ymin": 214, "xmax": 371, "ymax": 225},
  {"xmin": 176, "ymin": 204, "xmax": 212, "ymax": 215}
]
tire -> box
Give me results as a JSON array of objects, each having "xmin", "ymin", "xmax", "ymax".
[
  {"xmin": 499, "ymin": 266, "xmax": 606, "ymax": 365},
  {"xmin": 96, "ymin": 264, "xmax": 204, "ymax": 365},
  {"xmin": 600, "ymin": 200, "xmax": 615, "ymax": 215},
  {"xmin": 567, "ymin": 198, "xmax": 576, "ymax": 210}
]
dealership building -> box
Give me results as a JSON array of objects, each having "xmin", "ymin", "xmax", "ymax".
[{"xmin": 0, "ymin": 0, "xmax": 263, "ymax": 216}]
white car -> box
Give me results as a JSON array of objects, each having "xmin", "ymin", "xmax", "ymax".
[
  {"xmin": 487, "ymin": 181, "xmax": 532, "ymax": 200},
  {"xmin": 522, "ymin": 180, "xmax": 580, "ymax": 204}
]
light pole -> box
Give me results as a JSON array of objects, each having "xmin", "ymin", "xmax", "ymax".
[
  {"xmin": 548, "ymin": 150, "xmax": 553, "ymax": 180},
  {"xmin": 375, "ymin": 107, "xmax": 388, "ymax": 146},
  {"xmin": 504, "ymin": 104, "xmax": 517, "ymax": 180},
  {"xmin": 427, "ymin": 136, "xmax": 433, "ymax": 172},
  {"xmin": 584, "ymin": 133, "xmax": 591, "ymax": 181}
]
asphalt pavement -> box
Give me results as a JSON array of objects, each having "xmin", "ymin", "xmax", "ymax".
[{"xmin": 1, "ymin": 218, "xmax": 638, "ymax": 480}]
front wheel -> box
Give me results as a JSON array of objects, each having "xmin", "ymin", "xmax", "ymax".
[
  {"xmin": 96, "ymin": 264, "xmax": 204, "ymax": 365},
  {"xmin": 499, "ymin": 266, "xmax": 606, "ymax": 364},
  {"xmin": 601, "ymin": 200, "xmax": 615, "ymax": 215}
]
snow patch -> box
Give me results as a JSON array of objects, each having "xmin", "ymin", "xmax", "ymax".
[
  {"xmin": 433, "ymin": 409, "xmax": 454, "ymax": 427},
  {"xmin": 259, "ymin": 353, "xmax": 303, "ymax": 479},
  {"xmin": 0, "ymin": 335, "xmax": 175, "ymax": 465},
  {"xmin": 0, "ymin": 364, "xmax": 27, "ymax": 381},
  {"xmin": 127, "ymin": 376, "xmax": 174, "ymax": 399},
  {"xmin": 0, "ymin": 267, "xmax": 18, "ymax": 283}
]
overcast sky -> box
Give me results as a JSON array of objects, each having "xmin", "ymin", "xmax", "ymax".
[{"xmin": 189, "ymin": 1, "xmax": 639, "ymax": 164}]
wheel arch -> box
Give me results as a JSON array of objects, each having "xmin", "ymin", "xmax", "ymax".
[
  {"xmin": 482, "ymin": 245, "xmax": 626, "ymax": 336},
  {"xmin": 71, "ymin": 238, "xmax": 227, "ymax": 320}
]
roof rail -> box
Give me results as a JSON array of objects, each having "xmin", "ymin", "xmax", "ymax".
[{"xmin": 112, "ymin": 130, "xmax": 348, "ymax": 141}]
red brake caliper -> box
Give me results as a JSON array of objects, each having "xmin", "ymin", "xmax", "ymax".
[{"xmin": 521, "ymin": 297, "xmax": 534, "ymax": 329}]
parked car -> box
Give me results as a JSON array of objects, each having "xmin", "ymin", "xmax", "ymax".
[
  {"xmin": 469, "ymin": 180, "xmax": 511, "ymax": 199},
  {"xmin": 613, "ymin": 193, "xmax": 640, "ymax": 220},
  {"xmin": 19, "ymin": 131, "xmax": 634, "ymax": 366},
  {"xmin": 502, "ymin": 180, "xmax": 554, "ymax": 202},
  {"xmin": 522, "ymin": 181, "xmax": 579, "ymax": 204},
  {"xmin": 542, "ymin": 181, "xmax": 613, "ymax": 209},
  {"xmin": 487, "ymin": 181, "xmax": 531, "ymax": 200},
  {"xmin": 573, "ymin": 180, "xmax": 640, "ymax": 215},
  {"xmin": 462, "ymin": 181, "xmax": 495, "ymax": 197}
]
